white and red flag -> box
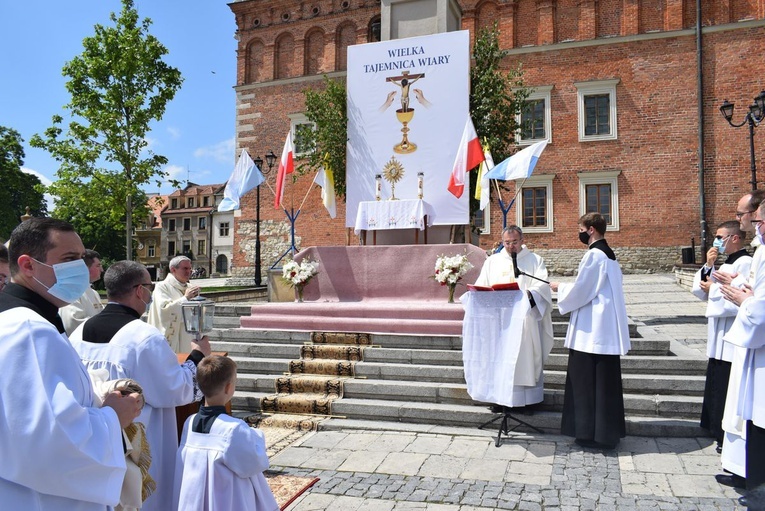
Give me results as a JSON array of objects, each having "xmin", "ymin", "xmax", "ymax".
[
  {"xmin": 274, "ymin": 132, "xmax": 294, "ymax": 208},
  {"xmin": 447, "ymin": 117, "xmax": 485, "ymax": 198}
]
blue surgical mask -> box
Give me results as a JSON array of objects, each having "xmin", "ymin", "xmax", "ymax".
[
  {"xmin": 141, "ymin": 296, "xmax": 152, "ymax": 313},
  {"xmin": 32, "ymin": 258, "xmax": 90, "ymax": 304},
  {"xmin": 712, "ymin": 237, "xmax": 727, "ymax": 254}
]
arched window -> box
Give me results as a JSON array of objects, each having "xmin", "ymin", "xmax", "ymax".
[
  {"xmin": 304, "ymin": 29, "xmax": 325, "ymax": 75},
  {"xmin": 275, "ymin": 32, "xmax": 296, "ymax": 79},
  {"xmin": 368, "ymin": 15, "xmax": 381, "ymax": 42}
]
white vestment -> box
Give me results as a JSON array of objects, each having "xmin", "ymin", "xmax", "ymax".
[
  {"xmin": 147, "ymin": 274, "xmax": 194, "ymax": 353},
  {"xmin": 60, "ymin": 286, "xmax": 104, "ymax": 336},
  {"xmin": 721, "ymin": 244, "xmax": 765, "ymax": 476},
  {"xmin": 556, "ymin": 248, "xmax": 631, "ymax": 356},
  {"xmin": 470, "ymin": 247, "xmax": 554, "ymax": 406},
  {"xmin": 0, "ymin": 307, "xmax": 125, "ymax": 510},
  {"xmin": 70, "ymin": 318, "xmax": 202, "ymax": 511},
  {"xmin": 173, "ymin": 414, "xmax": 279, "ymax": 511}
]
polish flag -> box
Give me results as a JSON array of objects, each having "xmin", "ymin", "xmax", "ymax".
[
  {"xmin": 447, "ymin": 117, "xmax": 485, "ymax": 198},
  {"xmin": 274, "ymin": 132, "xmax": 294, "ymax": 208}
]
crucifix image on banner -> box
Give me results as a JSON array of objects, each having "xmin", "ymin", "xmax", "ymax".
[{"xmin": 346, "ymin": 30, "xmax": 470, "ymax": 229}]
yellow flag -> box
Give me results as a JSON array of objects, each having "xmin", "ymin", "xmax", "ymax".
[
  {"xmin": 313, "ymin": 153, "xmax": 337, "ymax": 218},
  {"xmin": 474, "ymin": 142, "xmax": 494, "ymax": 210}
]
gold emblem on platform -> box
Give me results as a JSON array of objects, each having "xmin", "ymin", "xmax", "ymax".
[{"xmin": 382, "ymin": 156, "xmax": 405, "ymax": 200}]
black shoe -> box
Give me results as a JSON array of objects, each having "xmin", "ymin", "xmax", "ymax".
[
  {"xmin": 716, "ymin": 444, "xmax": 723, "ymax": 454},
  {"xmin": 739, "ymin": 496, "xmax": 748, "ymax": 507},
  {"xmin": 489, "ymin": 404, "xmax": 504, "ymax": 414},
  {"xmin": 715, "ymin": 473, "xmax": 746, "ymax": 489}
]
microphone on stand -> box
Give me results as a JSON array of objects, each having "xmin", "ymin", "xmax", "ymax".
[
  {"xmin": 511, "ymin": 250, "xmax": 550, "ymax": 284},
  {"xmin": 510, "ymin": 251, "xmax": 521, "ymax": 278}
]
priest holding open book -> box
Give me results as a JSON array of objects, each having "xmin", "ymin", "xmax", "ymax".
[{"xmin": 472, "ymin": 226, "xmax": 554, "ymax": 408}]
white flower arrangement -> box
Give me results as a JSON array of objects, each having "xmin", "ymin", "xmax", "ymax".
[
  {"xmin": 433, "ymin": 253, "xmax": 474, "ymax": 287},
  {"xmin": 281, "ymin": 258, "xmax": 320, "ymax": 288}
]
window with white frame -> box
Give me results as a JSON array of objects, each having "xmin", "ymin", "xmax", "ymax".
[
  {"xmin": 198, "ymin": 239, "xmax": 206, "ymax": 256},
  {"xmin": 188, "ymin": 197, "xmax": 195, "ymax": 208},
  {"xmin": 578, "ymin": 170, "xmax": 620, "ymax": 230},
  {"xmin": 514, "ymin": 174, "xmax": 555, "ymax": 233},
  {"xmin": 219, "ymin": 222, "xmax": 230, "ymax": 237},
  {"xmin": 517, "ymin": 86, "xmax": 553, "ymax": 145},
  {"xmin": 183, "ymin": 218, "xmax": 191, "ymax": 231},
  {"xmin": 289, "ymin": 113, "xmax": 315, "ymax": 157},
  {"xmin": 168, "ymin": 241, "xmax": 176, "ymax": 256},
  {"xmin": 575, "ymin": 79, "xmax": 619, "ymax": 142},
  {"xmin": 198, "ymin": 217, "xmax": 207, "ymax": 230},
  {"xmin": 168, "ymin": 219, "xmax": 176, "ymax": 232},
  {"xmin": 148, "ymin": 245, "xmax": 155, "ymax": 258},
  {"xmin": 472, "ymin": 201, "xmax": 491, "ymax": 235}
]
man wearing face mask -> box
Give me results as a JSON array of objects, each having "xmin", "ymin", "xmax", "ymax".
[
  {"xmin": 550, "ymin": 212, "xmax": 630, "ymax": 449},
  {"xmin": 61, "ymin": 249, "xmax": 105, "ymax": 336},
  {"xmin": 0, "ymin": 218, "xmax": 142, "ymax": 510},
  {"xmin": 69, "ymin": 260, "xmax": 212, "ymax": 511},
  {"xmin": 690, "ymin": 221, "xmax": 751, "ymax": 456}
]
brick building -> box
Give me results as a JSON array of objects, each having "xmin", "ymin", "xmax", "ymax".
[{"xmin": 228, "ymin": 0, "xmax": 765, "ymax": 277}]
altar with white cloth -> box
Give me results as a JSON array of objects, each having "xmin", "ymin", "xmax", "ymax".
[
  {"xmin": 461, "ymin": 289, "xmax": 531, "ymax": 408},
  {"xmin": 354, "ymin": 199, "xmax": 429, "ymax": 245}
]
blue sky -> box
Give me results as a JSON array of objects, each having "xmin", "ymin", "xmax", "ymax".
[{"xmin": 0, "ymin": 1, "xmax": 238, "ymax": 204}]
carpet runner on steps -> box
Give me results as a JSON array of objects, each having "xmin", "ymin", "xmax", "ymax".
[{"xmin": 259, "ymin": 331, "xmax": 371, "ymax": 415}]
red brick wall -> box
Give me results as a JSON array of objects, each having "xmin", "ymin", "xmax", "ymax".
[{"xmin": 228, "ymin": 0, "xmax": 765, "ymax": 271}]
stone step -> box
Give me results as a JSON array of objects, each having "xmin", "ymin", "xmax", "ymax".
[
  {"xmin": 210, "ymin": 330, "xmax": 667, "ymax": 355},
  {"xmin": 230, "ymin": 392, "xmax": 706, "ymax": 438},
  {"xmin": 233, "ymin": 364, "xmax": 706, "ymax": 397}
]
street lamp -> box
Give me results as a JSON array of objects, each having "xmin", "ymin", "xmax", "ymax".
[
  {"xmin": 252, "ymin": 150, "xmax": 278, "ymax": 287},
  {"xmin": 720, "ymin": 90, "xmax": 765, "ymax": 190}
]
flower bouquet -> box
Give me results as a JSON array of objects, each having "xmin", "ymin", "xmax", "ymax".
[
  {"xmin": 281, "ymin": 258, "xmax": 320, "ymax": 302},
  {"xmin": 433, "ymin": 254, "xmax": 474, "ymax": 303}
]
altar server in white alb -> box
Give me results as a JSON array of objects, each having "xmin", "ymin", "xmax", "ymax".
[
  {"xmin": 0, "ymin": 217, "xmax": 141, "ymax": 510},
  {"xmin": 70, "ymin": 260, "xmax": 211, "ymax": 511},
  {"xmin": 551, "ymin": 212, "xmax": 630, "ymax": 449},
  {"xmin": 60, "ymin": 248, "xmax": 104, "ymax": 335},
  {"xmin": 473, "ymin": 225, "xmax": 554, "ymax": 407},
  {"xmin": 174, "ymin": 355, "xmax": 279, "ymax": 511},
  {"xmin": 690, "ymin": 221, "xmax": 752, "ymax": 452},
  {"xmin": 148, "ymin": 255, "xmax": 201, "ymax": 353},
  {"xmin": 715, "ymin": 190, "xmax": 765, "ymax": 491},
  {"xmin": 720, "ymin": 200, "xmax": 765, "ymax": 501}
]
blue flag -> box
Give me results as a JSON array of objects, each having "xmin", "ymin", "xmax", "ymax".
[{"xmin": 218, "ymin": 149, "xmax": 265, "ymax": 211}]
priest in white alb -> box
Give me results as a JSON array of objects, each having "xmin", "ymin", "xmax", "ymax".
[
  {"xmin": 147, "ymin": 255, "xmax": 201, "ymax": 353},
  {"xmin": 471, "ymin": 225, "xmax": 554, "ymax": 408}
]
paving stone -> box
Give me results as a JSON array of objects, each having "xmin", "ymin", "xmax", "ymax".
[
  {"xmin": 459, "ymin": 458, "xmax": 508, "ymax": 482},
  {"xmin": 418, "ymin": 455, "xmax": 468, "ymax": 479},
  {"xmin": 404, "ymin": 435, "xmax": 452, "ymax": 455},
  {"xmin": 338, "ymin": 451, "xmax": 389, "ymax": 473},
  {"xmin": 299, "ymin": 431, "xmax": 348, "ymax": 449},
  {"xmin": 442, "ymin": 437, "xmax": 491, "ymax": 458},
  {"xmin": 365, "ymin": 433, "xmax": 418, "ymax": 453},
  {"xmin": 376, "ymin": 452, "xmax": 428, "ymax": 476}
]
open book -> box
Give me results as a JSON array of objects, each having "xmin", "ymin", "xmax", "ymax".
[{"xmin": 466, "ymin": 282, "xmax": 520, "ymax": 292}]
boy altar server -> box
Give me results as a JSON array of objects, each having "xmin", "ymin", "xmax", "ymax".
[
  {"xmin": 173, "ymin": 355, "xmax": 278, "ymax": 511},
  {"xmin": 70, "ymin": 260, "xmax": 211, "ymax": 511},
  {"xmin": 0, "ymin": 218, "xmax": 141, "ymax": 510},
  {"xmin": 551, "ymin": 212, "xmax": 631, "ymax": 449}
]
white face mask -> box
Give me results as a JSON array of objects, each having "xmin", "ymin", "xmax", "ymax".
[{"xmin": 32, "ymin": 258, "xmax": 90, "ymax": 304}]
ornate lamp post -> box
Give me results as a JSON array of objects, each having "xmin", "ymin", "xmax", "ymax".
[
  {"xmin": 720, "ymin": 90, "xmax": 765, "ymax": 190},
  {"xmin": 252, "ymin": 150, "xmax": 278, "ymax": 287}
]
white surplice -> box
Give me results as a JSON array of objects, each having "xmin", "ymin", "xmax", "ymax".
[
  {"xmin": 721, "ymin": 245, "xmax": 765, "ymax": 476},
  {"xmin": 0, "ymin": 307, "xmax": 125, "ymax": 510},
  {"xmin": 70, "ymin": 318, "xmax": 203, "ymax": 511},
  {"xmin": 60, "ymin": 286, "xmax": 104, "ymax": 336},
  {"xmin": 556, "ymin": 248, "xmax": 631, "ymax": 356},
  {"xmin": 147, "ymin": 274, "xmax": 194, "ymax": 353},
  {"xmin": 467, "ymin": 247, "xmax": 554, "ymax": 406},
  {"xmin": 691, "ymin": 254, "xmax": 752, "ymax": 362},
  {"xmin": 173, "ymin": 414, "xmax": 279, "ymax": 511}
]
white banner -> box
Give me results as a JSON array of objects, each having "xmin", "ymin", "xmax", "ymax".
[{"xmin": 346, "ymin": 30, "xmax": 470, "ymax": 228}]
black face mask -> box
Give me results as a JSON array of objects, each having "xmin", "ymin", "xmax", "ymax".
[{"xmin": 579, "ymin": 230, "xmax": 590, "ymax": 245}]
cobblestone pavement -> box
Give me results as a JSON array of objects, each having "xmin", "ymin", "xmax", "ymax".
[{"xmin": 270, "ymin": 274, "xmax": 743, "ymax": 510}]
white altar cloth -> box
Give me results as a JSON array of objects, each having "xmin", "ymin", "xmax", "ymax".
[
  {"xmin": 461, "ymin": 290, "xmax": 531, "ymax": 407},
  {"xmin": 354, "ymin": 199, "xmax": 427, "ymax": 234}
]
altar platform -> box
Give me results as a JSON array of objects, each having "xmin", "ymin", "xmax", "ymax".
[{"xmin": 239, "ymin": 244, "xmax": 487, "ymax": 336}]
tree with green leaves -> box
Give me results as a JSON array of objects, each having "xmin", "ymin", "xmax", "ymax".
[
  {"xmin": 31, "ymin": 0, "xmax": 182, "ymax": 259},
  {"xmin": 0, "ymin": 126, "xmax": 48, "ymax": 240},
  {"xmin": 298, "ymin": 77, "xmax": 348, "ymax": 198}
]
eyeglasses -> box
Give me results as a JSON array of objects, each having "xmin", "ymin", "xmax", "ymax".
[
  {"xmin": 134, "ymin": 283, "xmax": 155, "ymax": 292},
  {"xmin": 736, "ymin": 210, "xmax": 755, "ymax": 218},
  {"xmin": 0, "ymin": 274, "xmax": 7, "ymax": 291},
  {"xmin": 714, "ymin": 235, "xmax": 733, "ymax": 240}
]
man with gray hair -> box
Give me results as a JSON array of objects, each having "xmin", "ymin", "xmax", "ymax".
[
  {"xmin": 148, "ymin": 255, "xmax": 201, "ymax": 353},
  {"xmin": 69, "ymin": 260, "xmax": 211, "ymax": 511}
]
